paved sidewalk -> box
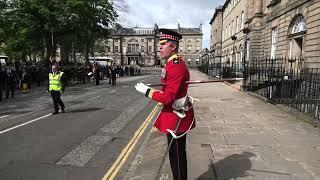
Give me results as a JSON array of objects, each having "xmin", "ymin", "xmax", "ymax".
[{"xmin": 126, "ymin": 69, "xmax": 320, "ymax": 180}]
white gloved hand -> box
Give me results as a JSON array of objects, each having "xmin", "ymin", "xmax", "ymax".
[{"xmin": 135, "ymin": 82, "xmax": 150, "ymax": 94}]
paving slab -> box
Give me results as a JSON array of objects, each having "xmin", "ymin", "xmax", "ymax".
[{"xmin": 125, "ymin": 69, "xmax": 320, "ymax": 180}]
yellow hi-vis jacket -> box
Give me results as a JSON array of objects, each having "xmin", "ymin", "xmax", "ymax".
[{"xmin": 49, "ymin": 72, "xmax": 64, "ymax": 91}]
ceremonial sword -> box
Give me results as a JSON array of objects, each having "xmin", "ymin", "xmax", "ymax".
[
  {"xmin": 155, "ymin": 114, "xmax": 183, "ymax": 180},
  {"xmin": 146, "ymin": 78, "xmax": 243, "ymax": 87}
]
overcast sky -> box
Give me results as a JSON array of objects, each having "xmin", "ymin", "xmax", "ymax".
[{"xmin": 117, "ymin": 0, "xmax": 225, "ymax": 49}]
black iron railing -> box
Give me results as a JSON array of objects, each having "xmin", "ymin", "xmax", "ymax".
[{"xmin": 206, "ymin": 57, "xmax": 320, "ymax": 120}]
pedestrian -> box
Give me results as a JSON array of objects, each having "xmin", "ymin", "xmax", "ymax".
[
  {"xmin": 93, "ymin": 63, "xmax": 100, "ymax": 85},
  {"xmin": 111, "ymin": 65, "xmax": 117, "ymax": 86},
  {"xmin": 5, "ymin": 66, "xmax": 17, "ymax": 99},
  {"xmin": 49, "ymin": 63, "xmax": 66, "ymax": 114},
  {"xmin": 135, "ymin": 29, "xmax": 195, "ymax": 180},
  {"xmin": 0, "ymin": 66, "xmax": 5, "ymax": 101}
]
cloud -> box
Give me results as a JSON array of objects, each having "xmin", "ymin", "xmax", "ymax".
[{"xmin": 117, "ymin": 0, "xmax": 225, "ymax": 48}]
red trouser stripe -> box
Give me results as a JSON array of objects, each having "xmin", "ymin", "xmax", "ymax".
[{"xmin": 176, "ymin": 139, "xmax": 181, "ymax": 180}]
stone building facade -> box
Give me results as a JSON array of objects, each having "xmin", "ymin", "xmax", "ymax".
[
  {"xmin": 209, "ymin": 6, "xmax": 223, "ymax": 65},
  {"xmin": 210, "ymin": 0, "xmax": 320, "ymax": 68},
  {"xmin": 98, "ymin": 24, "xmax": 203, "ymax": 67},
  {"xmin": 176, "ymin": 24, "xmax": 203, "ymax": 67},
  {"xmin": 260, "ymin": 0, "xmax": 320, "ymax": 68}
]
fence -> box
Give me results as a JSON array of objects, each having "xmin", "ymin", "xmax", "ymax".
[
  {"xmin": 205, "ymin": 61, "xmax": 243, "ymax": 79},
  {"xmin": 206, "ymin": 57, "xmax": 320, "ymax": 120}
]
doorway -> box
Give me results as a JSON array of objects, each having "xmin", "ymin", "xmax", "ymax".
[{"xmin": 289, "ymin": 37, "xmax": 303, "ymax": 59}]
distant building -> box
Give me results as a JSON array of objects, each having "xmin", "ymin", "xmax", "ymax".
[
  {"xmin": 210, "ymin": 0, "xmax": 320, "ymax": 68},
  {"xmin": 97, "ymin": 23, "xmax": 203, "ymax": 67},
  {"xmin": 209, "ymin": 6, "xmax": 223, "ymax": 66}
]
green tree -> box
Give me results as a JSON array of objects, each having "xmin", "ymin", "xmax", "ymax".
[
  {"xmin": 64, "ymin": 0, "xmax": 117, "ymax": 64},
  {"xmin": 1, "ymin": 0, "xmax": 118, "ymax": 65}
]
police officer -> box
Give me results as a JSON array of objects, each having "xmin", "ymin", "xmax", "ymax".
[
  {"xmin": 49, "ymin": 63, "xmax": 66, "ymax": 114},
  {"xmin": 135, "ymin": 29, "xmax": 195, "ymax": 180}
]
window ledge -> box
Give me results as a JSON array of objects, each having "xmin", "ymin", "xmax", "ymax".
[{"xmin": 267, "ymin": 0, "xmax": 281, "ymax": 8}]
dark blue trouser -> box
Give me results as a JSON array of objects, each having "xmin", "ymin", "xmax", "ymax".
[
  {"xmin": 167, "ymin": 133, "xmax": 187, "ymax": 180},
  {"xmin": 51, "ymin": 90, "xmax": 65, "ymax": 113}
]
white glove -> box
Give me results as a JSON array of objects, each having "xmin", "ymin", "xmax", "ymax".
[{"xmin": 135, "ymin": 82, "xmax": 150, "ymax": 94}]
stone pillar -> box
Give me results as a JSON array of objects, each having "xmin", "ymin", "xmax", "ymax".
[
  {"xmin": 247, "ymin": 0, "xmax": 255, "ymax": 21},
  {"xmin": 254, "ymin": 0, "xmax": 263, "ymax": 15},
  {"xmin": 252, "ymin": 0, "xmax": 263, "ymax": 27}
]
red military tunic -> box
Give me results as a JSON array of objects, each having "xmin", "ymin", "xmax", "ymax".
[{"xmin": 151, "ymin": 54, "xmax": 195, "ymax": 134}]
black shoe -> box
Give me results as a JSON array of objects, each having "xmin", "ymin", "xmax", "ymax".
[
  {"xmin": 61, "ymin": 108, "xmax": 65, "ymax": 113},
  {"xmin": 52, "ymin": 111, "xmax": 59, "ymax": 115}
]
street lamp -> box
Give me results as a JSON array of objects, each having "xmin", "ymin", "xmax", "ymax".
[
  {"xmin": 50, "ymin": 28, "xmax": 55, "ymax": 61},
  {"xmin": 50, "ymin": 28, "xmax": 54, "ymax": 47},
  {"xmin": 211, "ymin": 49, "xmax": 215, "ymax": 65},
  {"xmin": 242, "ymin": 27, "xmax": 251, "ymax": 90},
  {"xmin": 211, "ymin": 49, "xmax": 216, "ymax": 77},
  {"xmin": 231, "ymin": 35, "xmax": 237, "ymax": 77}
]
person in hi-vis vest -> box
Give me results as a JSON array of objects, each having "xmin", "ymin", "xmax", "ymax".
[{"xmin": 49, "ymin": 63, "xmax": 66, "ymax": 114}]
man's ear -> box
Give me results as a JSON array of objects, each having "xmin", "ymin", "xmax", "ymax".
[{"xmin": 170, "ymin": 43, "xmax": 177, "ymax": 51}]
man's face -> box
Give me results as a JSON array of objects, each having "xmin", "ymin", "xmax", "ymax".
[
  {"xmin": 159, "ymin": 41, "xmax": 176, "ymax": 59},
  {"xmin": 52, "ymin": 65, "xmax": 57, "ymax": 72}
]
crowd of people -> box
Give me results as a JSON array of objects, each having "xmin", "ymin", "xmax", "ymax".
[
  {"xmin": 90, "ymin": 62, "xmax": 141, "ymax": 86},
  {"xmin": 0, "ymin": 61, "xmax": 141, "ymax": 102},
  {"xmin": 0, "ymin": 62, "xmax": 48, "ymax": 101}
]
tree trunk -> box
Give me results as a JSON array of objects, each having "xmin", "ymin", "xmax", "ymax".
[
  {"xmin": 84, "ymin": 43, "xmax": 89, "ymax": 65},
  {"xmin": 72, "ymin": 42, "xmax": 76, "ymax": 63},
  {"xmin": 60, "ymin": 44, "xmax": 70, "ymax": 64}
]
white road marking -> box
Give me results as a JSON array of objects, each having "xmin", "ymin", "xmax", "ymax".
[
  {"xmin": 0, "ymin": 113, "xmax": 52, "ymax": 135},
  {"xmin": 88, "ymin": 95, "xmax": 100, "ymax": 100},
  {"xmin": 0, "ymin": 115, "xmax": 9, "ymax": 119},
  {"xmin": 0, "ymin": 83, "xmax": 120, "ymax": 135},
  {"xmin": 108, "ymin": 90, "xmax": 117, "ymax": 94}
]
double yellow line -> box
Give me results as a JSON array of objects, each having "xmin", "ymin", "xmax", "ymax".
[{"xmin": 102, "ymin": 104, "xmax": 159, "ymax": 180}]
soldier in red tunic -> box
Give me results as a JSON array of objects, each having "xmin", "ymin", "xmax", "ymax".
[{"xmin": 135, "ymin": 28, "xmax": 195, "ymax": 180}]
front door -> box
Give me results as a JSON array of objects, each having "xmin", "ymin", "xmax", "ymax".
[{"xmin": 289, "ymin": 37, "xmax": 303, "ymax": 59}]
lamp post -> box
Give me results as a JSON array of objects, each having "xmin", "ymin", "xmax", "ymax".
[
  {"xmin": 231, "ymin": 35, "xmax": 237, "ymax": 77},
  {"xmin": 50, "ymin": 28, "xmax": 54, "ymax": 47},
  {"xmin": 50, "ymin": 28, "xmax": 55, "ymax": 61},
  {"xmin": 212, "ymin": 49, "xmax": 216, "ymax": 77},
  {"xmin": 242, "ymin": 27, "xmax": 250, "ymax": 90},
  {"xmin": 206, "ymin": 52, "xmax": 210, "ymax": 74}
]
